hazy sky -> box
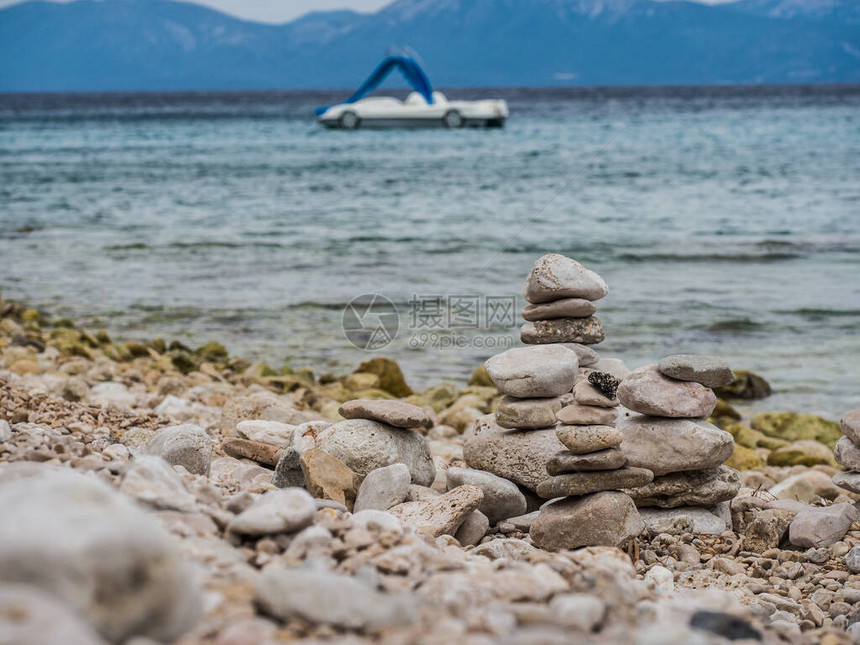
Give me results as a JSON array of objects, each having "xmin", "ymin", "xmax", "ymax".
[{"xmin": 0, "ymin": 0, "xmax": 739, "ymax": 23}]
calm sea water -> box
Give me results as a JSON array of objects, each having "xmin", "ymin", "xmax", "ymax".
[{"xmin": 1, "ymin": 86, "xmax": 859, "ymax": 418}]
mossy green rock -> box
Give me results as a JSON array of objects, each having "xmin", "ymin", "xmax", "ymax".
[
  {"xmin": 767, "ymin": 440, "xmax": 838, "ymax": 467},
  {"xmin": 169, "ymin": 350, "xmax": 198, "ymax": 374},
  {"xmin": 751, "ymin": 412, "xmax": 841, "ymax": 449},
  {"xmin": 468, "ymin": 365, "xmax": 496, "ymax": 388},
  {"xmin": 195, "ymin": 341, "xmax": 228, "ymax": 362},
  {"xmin": 709, "ymin": 399, "xmax": 742, "ymax": 429},
  {"xmin": 725, "ymin": 444, "xmax": 765, "ymax": 471},
  {"xmin": 354, "ymin": 357, "xmax": 412, "ymax": 397},
  {"xmin": 714, "ymin": 370, "xmax": 772, "ymax": 400}
]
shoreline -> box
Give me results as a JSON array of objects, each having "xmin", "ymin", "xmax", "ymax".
[{"xmin": 1, "ymin": 295, "xmax": 859, "ymax": 643}]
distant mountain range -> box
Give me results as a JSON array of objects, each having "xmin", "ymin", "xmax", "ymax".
[{"xmin": 1, "ymin": 0, "xmax": 858, "ymax": 91}]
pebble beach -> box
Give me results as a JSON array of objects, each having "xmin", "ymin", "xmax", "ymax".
[{"xmin": 1, "ymin": 252, "xmax": 859, "ymax": 645}]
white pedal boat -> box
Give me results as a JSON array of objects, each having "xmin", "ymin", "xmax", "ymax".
[{"xmin": 315, "ymin": 53, "xmax": 508, "ymax": 130}]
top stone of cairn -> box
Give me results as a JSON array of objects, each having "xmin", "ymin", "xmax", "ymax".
[{"xmin": 523, "ymin": 254, "xmax": 609, "ymax": 304}]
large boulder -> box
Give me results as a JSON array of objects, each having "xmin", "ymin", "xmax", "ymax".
[
  {"xmin": 619, "ymin": 416, "xmax": 734, "ymax": 476},
  {"xmin": 316, "ymin": 419, "xmax": 435, "ymax": 486},
  {"xmin": 617, "ymin": 365, "xmax": 717, "ymax": 418},
  {"xmin": 0, "ymin": 468, "xmax": 201, "ymax": 643},
  {"xmin": 464, "ymin": 426, "xmax": 567, "ymax": 492}
]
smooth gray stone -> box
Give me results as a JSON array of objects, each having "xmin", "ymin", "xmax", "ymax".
[
  {"xmin": 523, "ymin": 253, "xmax": 609, "ymax": 303},
  {"xmin": 560, "ymin": 343, "xmax": 600, "ymax": 367},
  {"xmin": 145, "ymin": 424, "xmax": 212, "ymax": 476},
  {"xmin": 0, "ymin": 468, "xmax": 200, "ymax": 643},
  {"xmin": 316, "ymin": 419, "xmax": 435, "ymax": 486},
  {"xmin": 573, "ymin": 380, "xmax": 618, "ymax": 407},
  {"xmin": 454, "ymin": 510, "xmax": 489, "ymax": 546},
  {"xmin": 833, "ymin": 471, "xmax": 860, "ymax": 494},
  {"xmin": 353, "ymin": 463, "xmax": 411, "ymax": 512},
  {"xmin": 617, "ymin": 365, "xmax": 717, "ymax": 418},
  {"xmin": 789, "ymin": 503, "xmax": 859, "ymax": 548},
  {"xmin": 272, "ymin": 446, "xmax": 304, "ymax": 488},
  {"xmin": 0, "ymin": 584, "xmax": 108, "ymax": 645},
  {"xmin": 119, "ymin": 455, "xmax": 196, "ymax": 512},
  {"xmin": 841, "ymin": 408, "xmax": 860, "ymax": 445},
  {"xmin": 834, "ymin": 436, "xmax": 860, "ymax": 470},
  {"xmin": 556, "ymin": 403, "xmax": 618, "ymax": 426},
  {"xmin": 536, "ymin": 467, "xmax": 653, "ymax": 499},
  {"xmin": 531, "ymin": 492, "xmax": 643, "ymax": 550},
  {"xmin": 388, "ymin": 485, "xmax": 483, "ymax": 537},
  {"xmin": 521, "ymin": 317, "xmax": 605, "ymax": 345},
  {"xmin": 255, "ymin": 567, "xmax": 416, "ymax": 630},
  {"xmin": 590, "ymin": 358, "xmax": 631, "ymax": 380},
  {"xmin": 658, "ymin": 354, "xmax": 734, "ymax": 388},
  {"xmin": 446, "ymin": 466, "xmax": 527, "ymax": 524},
  {"xmin": 522, "ymin": 298, "xmax": 597, "ymax": 321},
  {"xmin": 485, "ymin": 345, "xmax": 579, "ymax": 398},
  {"xmin": 556, "ymin": 424, "xmax": 623, "ymax": 454},
  {"xmin": 338, "ymin": 399, "xmax": 432, "ymax": 429},
  {"xmin": 228, "ymin": 488, "xmax": 316, "ymax": 536},
  {"xmin": 546, "ymin": 448, "xmax": 627, "ymax": 474},
  {"xmin": 619, "ymin": 416, "xmax": 734, "ymax": 476},
  {"xmin": 496, "ymin": 395, "xmax": 561, "ymax": 430},
  {"xmin": 622, "ymin": 466, "xmax": 740, "ymax": 508}
]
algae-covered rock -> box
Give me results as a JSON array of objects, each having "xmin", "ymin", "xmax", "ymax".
[
  {"xmin": 767, "ymin": 440, "xmax": 837, "ymax": 467},
  {"xmin": 725, "ymin": 444, "xmax": 765, "ymax": 471},
  {"xmin": 354, "ymin": 357, "xmax": 413, "ymax": 397},
  {"xmin": 709, "ymin": 399, "xmax": 741, "ymax": 428},
  {"xmin": 468, "ymin": 365, "xmax": 496, "ymax": 388},
  {"xmin": 751, "ymin": 412, "xmax": 841, "ymax": 449},
  {"xmin": 169, "ymin": 350, "xmax": 198, "ymax": 374},
  {"xmin": 714, "ymin": 370, "xmax": 771, "ymax": 400},
  {"xmin": 194, "ymin": 341, "xmax": 228, "ymax": 363}
]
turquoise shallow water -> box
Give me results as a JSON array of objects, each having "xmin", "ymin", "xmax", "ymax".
[{"xmin": 1, "ymin": 86, "xmax": 859, "ymax": 418}]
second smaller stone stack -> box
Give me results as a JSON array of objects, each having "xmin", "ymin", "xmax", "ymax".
[
  {"xmin": 833, "ymin": 408, "xmax": 860, "ymax": 495},
  {"xmin": 530, "ymin": 373, "xmax": 653, "ymax": 551}
]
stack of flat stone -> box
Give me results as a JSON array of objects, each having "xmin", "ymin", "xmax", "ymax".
[
  {"xmin": 832, "ymin": 408, "xmax": 860, "ymax": 495},
  {"xmin": 520, "ymin": 253, "xmax": 608, "ymax": 350},
  {"xmin": 615, "ymin": 355, "xmax": 741, "ymax": 533}
]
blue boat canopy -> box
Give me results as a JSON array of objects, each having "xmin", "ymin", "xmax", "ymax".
[{"xmin": 315, "ymin": 54, "xmax": 434, "ymax": 116}]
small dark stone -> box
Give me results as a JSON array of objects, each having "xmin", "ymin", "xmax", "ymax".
[
  {"xmin": 690, "ymin": 610, "xmax": 761, "ymax": 641},
  {"xmin": 588, "ymin": 371, "xmax": 620, "ymax": 400}
]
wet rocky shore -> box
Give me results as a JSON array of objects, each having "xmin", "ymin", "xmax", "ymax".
[{"xmin": 1, "ymin": 259, "xmax": 859, "ymax": 645}]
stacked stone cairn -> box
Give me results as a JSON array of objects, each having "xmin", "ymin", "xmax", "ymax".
[
  {"xmin": 615, "ymin": 355, "xmax": 741, "ymax": 533},
  {"xmin": 832, "ymin": 407, "xmax": 860, "ymax": 495}
]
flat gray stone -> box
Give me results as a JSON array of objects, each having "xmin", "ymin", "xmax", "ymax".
[
  {"xmin": 536, "ymin": 467, "xmax": 653, "ymax": 498},
  {"xmin": 353, "ymin": 463, "xmax": 411, "ymax": 512},
  {"xmin": 388, "ymin": 485, "xmax": 483, "ymax": 537},
  {"xmin": 463, "ymin": 427, "xmax": 567, "ymax": 492},
  {"xmin": 255, "ymin": 567, "xmax": 415, "ymax": 630},
  {"xmin": 496, "ymin": 395, "xmax": 561, "ymax": 430},
  {"xmin": 560, "ymin": 343, "xmax": 600, "ymax": 367},
  {"xmin": 145, "ymin": 424, "xmax": 212, "ymax": 476},
  {"xmin": 619, "ymin": 416, "xmax": 734, "ymax": 476},
  {"xmin": 454, "ymin": 510, "xmax": 489, "ymax": 546},
  {"xmin": 445, "ymin": 466, "xmax": 527, "ymax": 524},
  {"xmin": 521, "ymin": 317, "xmax": 605, "ymax": 345},
  {"xmin": 522, "ymin": 298, "xmax": 597, "ymax": 321},
  {"xmin": 556, "ymin": 424, "xmax": 623, "ymax": 454},
  {"xmin": 546, "ymin": 448, "xmax": 627, "ymax": 474},
  {"xmin": 622, "ymin": 466, "xmax": 741, "ymax": 508},
  {"xmin": 0, "ymin": 419, "xmax": 10, "ymax": 442},
  {"xmin": 573, "ymin": 380, "xmax": 618, "ymax": 407},
  {"xmin": 0, "ymin": 468, "xmax": 200, "ymax": 643},
  {"xmin": 119, "ymin": 455, "xmax": 196, "ymax": 512},
  {"xmin": 228, "ymin": 488, "xmax": 316, "ymax": 536},
  {"xmin": 235, "ymin": 420, "xmax": 295, "ymax": 447},
  {"xmin": 658, "ymin": 354, "xmax": 734, "ymax": 388},
  {"xmin": 531, "ymin": 492, "xmax": 643, "ymax": 550},
  {"xmin": 523, "ymin": 253, "xmax": 609, "ymax": 303},
  {"xmin": 841, "ymin": 408, "xmax": 860, "ymax": 445},
  {"xmin": 316, "ymin": 419, "xmax": 435, "ymax": 486},
  {"xmin": 617, "ymin": 365, "xmax": 717, "ymax": 418},
  {"xmin": 556, "ymin": 403, "xmax": 617, "ymax": 426},
  {"xmin": 638, "ymin": 507, "xmax": 729, "ymax": 535},
  {"xmin": 485, "ymin": 345, "xmax": 579, "ymax": 398},
  {"xmin": 789, "ymin": 503, "xmax": 859, "ymax": 548},
  {"xmin": 338, "ymin": 399, "xmax": 432, "ymax": 429},
  {"xmin": 833, "ymin": 471, "xmax": 860, "ymax": 494},
  {"xmin": 834, "ymin": 436, "xmax": 860, "ymax": 470}
]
